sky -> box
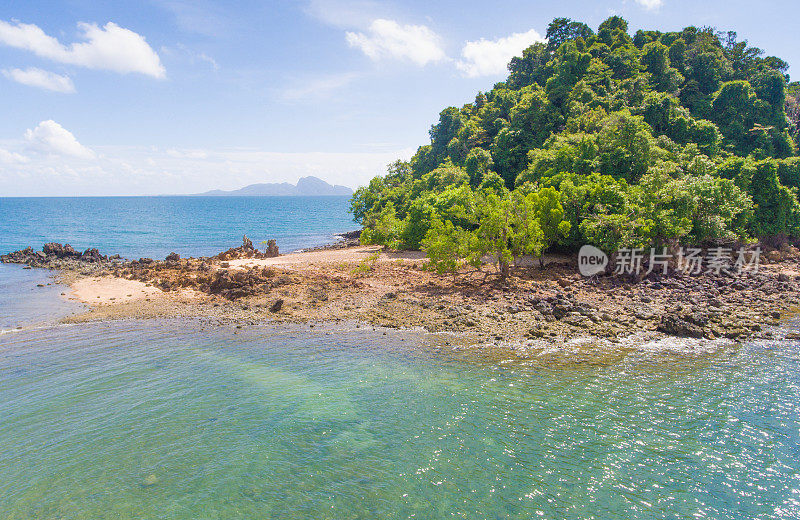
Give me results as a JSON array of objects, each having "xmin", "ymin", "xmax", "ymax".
[{"xmin": 0, "ymin": 0, "xmax": 798, "ymax": 196}]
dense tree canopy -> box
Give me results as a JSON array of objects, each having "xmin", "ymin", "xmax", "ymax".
[{"xmin": 352, "ymin": 17, "xmax": 800, "ymax": 276}]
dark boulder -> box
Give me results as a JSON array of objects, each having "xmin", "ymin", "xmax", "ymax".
[{"xmin": 657, "ymin": 315, "xmax": 704, "ymax": 338}]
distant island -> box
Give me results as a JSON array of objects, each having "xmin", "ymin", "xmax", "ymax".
[{"xmin": 196, "ymin": 176, "xmax": 353, "ymax": 196}]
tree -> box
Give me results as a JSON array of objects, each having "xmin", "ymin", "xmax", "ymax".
[
  {"xmin": 546, "ymin": 18, "xmax": 594, "ymax": 52},
  {"xmin": 508, "ymin": 189, "xmax": 545, "ymax": 262},
  {"xmin": 360, "ymin": 202, "xmax": 403, "ymax": 249},
  {"xmin": 464, "ymin": 148, "xmax": 493, "ymax": 186},
  {"xmin": 421, "ymin": 218, "xmax": 476, "ymax": 275},
  {"xmin": 349, "ymin": 15, "xmax": 800, "ymax": 262},
  {"xmin": 527, "ymin": 186, "xmax": 571, "ymax": 265},
  {"xmin": 749, "ymin": 160, "xmax": 800, "ymax": 238},
  {"xmin": 473, "ymin": 193, "xmax": 515, "ymax": 282},
  {"xmin": 641, "ymin": 41, "xmax": 683, "ymax": 91}
]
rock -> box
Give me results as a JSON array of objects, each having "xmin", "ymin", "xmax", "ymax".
[
  {"xmin": 242, "ymin": 235, "xmax": 254, "ymax": 251},
  {"xmin": 166, "ymin": 252, "xmax": 181, "ymax": 263},
  {"xmin": 269, "ymin": 299, "xmax": 284, "ymax": 312},
  {"xmin": 534, "ymin": 301, "xmax": 553, "ymax": 315},
  {"xmin": 80, "ymin": 248, "xmax": 106, "ymax": 263},
  {"xmin": 563, "ymin": 313, "xmax": 588, "ymax": 327},
  {"xmin": 778, "ymin": 272, "xmax": 791, "ymax": 282},
  {"xmin": 43, "ymin": 242, "xmax": 79, "ymax": 258},
  {"xmin": 631, "ymin": 305, "xmax": 656, "ymax": 320},
  {"xmin": 780, "ymin": 243, "xmax": 799, "ymax": 258},
  {"xmin": 557, "ymin": 278, "xmax": 571, "ymax": 288},
  {"xmin": 141, "ymin": 474, "xmax": 159, "ymax": 487},
  {"xmin": 765, "ymin": 250, "xmax": 782, "ymax": 263},
  {"xmin": 657, "ymin": 315, "xmax": 704, "ymax": 338}
]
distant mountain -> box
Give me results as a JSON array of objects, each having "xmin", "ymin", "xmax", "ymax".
[{"xmin": 196, "ymin": 176, "xmax": 353, "ymax": 196}]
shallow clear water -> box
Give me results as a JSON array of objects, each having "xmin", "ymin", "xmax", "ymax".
[
  {"xmin": 0, "ymin": 196, "xmax": 355, "ymax": 259},
  {"xmin": 1, "ymin": 320, "xmax": 799, "ymax": 519},
  {"xmin": 2, "ymin": 197, "xmax": 799, "ymax": 518},
  {"xmin": 0, "ymin": 264, "xmax": 83, "ymax": 331}
]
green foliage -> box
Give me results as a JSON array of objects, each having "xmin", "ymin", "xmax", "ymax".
[
  {"xmin": 749, "ymin": 160, "xmax": 800, "ymax": 237},
  {"xmin": 360, "ymin": 202, "xmax": 403, "ymax": 249},
  {"xmin": 350, "ymin": 15, "xmax": 800, "ymax": 272},
  {"xmin": 472, "ymin": 192, "xmax": 515, "ymax": 281},
  {"xmin": 351, "ymin": 253, "xmax": 379, "ymax": 276},
  {"xmin": 508, "ymin": 190, "xmax": 545, "ymax": 259},
  {"xmin": 421, "ymin": 218, "xmax": 476, "ymax": 274},
  {"xmin": 526, "ymin": 186, "xmax": 571, "ymax": 258}
]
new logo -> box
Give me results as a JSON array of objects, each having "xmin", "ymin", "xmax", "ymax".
[{"xmin": 578, "ymin": 245, "xmax": 608, "ymax": 276}]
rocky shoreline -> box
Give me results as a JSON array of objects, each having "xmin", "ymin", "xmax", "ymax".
[
  {"xmin": 296, "ymin": 230, "xmax": 362, "ymax": 252},
  {"xmin": 3, "ymin": 237, "xmax": 800, "ymax": 355}
]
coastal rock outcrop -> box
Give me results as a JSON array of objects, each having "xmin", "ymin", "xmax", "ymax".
[
  {"xmin": 216, "ymin": 236, "xmax": 279, "ymax": 261},
  {"xmin": 0, "ymin": 243, "xmax": 110, "ymax": 269},
  {"xmin": 43, "ymin": 242, "xmax": 79, "ymax": 258}
]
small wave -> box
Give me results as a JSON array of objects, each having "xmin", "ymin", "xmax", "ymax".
[
  {"xmin": 0, "ymin": 321, "xmax": 79, "ymax": 336},
  {"xmin": 632, "ymin": 335, "xmax": 731, "ymax": 355}
]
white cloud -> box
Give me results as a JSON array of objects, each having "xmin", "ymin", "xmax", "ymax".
[
  {"xmin": 24, "ymin": 120, "xmax": 95, "ymax": 159},
  {"xmin": 0, "ymin": 141, "xmax": 414, "ymax": 196},
  {"xmin": 2, "ymin": 67, "xmax": 75, "ymax": 93},
  {"xmin": 157, "ymin": 0, "xmax": 230, "ymax": 37},
  {"xmin": 166, "ymin": 148, "xmax": 208, "ymax": 159},
  {"xmin": 345, "ymin": 19, "xmax": 446, "ymax": 66},
  {"xmin": 280, "ymin": 72, "xmax": 359, "ymax": 102},
  {"xmin": 0, "ymin": 147, "xmax": 28, "ymax": 164},
  {"xmin": 160, "ymin": 44, "xmax": 219, "ymax": 70},
  {"xmin": 305, "ymin": 0, "xmax": 384, "ymax": 28},
  {"xmin": 634, "ymin": 0, "xmax": 664, "ymax": 10},
  {"xmin": 456, "ymin": 29, "xmax": 545, "ymax": 78},
  {"xmin": 0, "ymin": 20, "xmax": 165, "ymax": 78}
]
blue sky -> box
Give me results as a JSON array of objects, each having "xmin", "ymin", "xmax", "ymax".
[{"xmin": 0, "ymin": 0, "xmax": 797, "ymax": 196}]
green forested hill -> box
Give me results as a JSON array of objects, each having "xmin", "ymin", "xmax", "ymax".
[{"xmin": 350, "ymin": 16, "xmax": 800, "ymax": 275}]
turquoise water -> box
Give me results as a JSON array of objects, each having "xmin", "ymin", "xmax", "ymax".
[
  {"xmin": 2, "ymin": 197, "xmax": 800, "ymax": 518},
  {"xmin": 0, "ymin": 196, "xmax": 355, "ymax": 259},
  {"xmin": 1, "ymin": 319, "xmax": 799, "ymax": 519}
]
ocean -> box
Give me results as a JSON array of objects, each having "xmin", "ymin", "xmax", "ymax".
[
  {"xmin": 0, "ymin": 196, "xmax": 356, "ymax": 260},
  {"xmin": 1, "ymin": 197, "xmax": 799, "ymax": 519}
]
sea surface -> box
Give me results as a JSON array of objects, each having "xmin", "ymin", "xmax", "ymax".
[
  {"xmin": 0, "ymin": 196, "xmax": 356, "ymax": 259},
  {"xmin": 1, "ymin": 197, "xmax": 800, "ymax": 519}
]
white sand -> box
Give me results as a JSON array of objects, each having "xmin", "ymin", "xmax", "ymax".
[{"xmin": 69, "ymin": 277, "xmax": 163, "ymax": 305}]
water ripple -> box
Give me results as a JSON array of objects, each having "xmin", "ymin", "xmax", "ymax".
[{"xmin": 0, "ymin": 321, "xmax": 798, "ymax": 519}]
